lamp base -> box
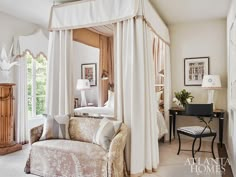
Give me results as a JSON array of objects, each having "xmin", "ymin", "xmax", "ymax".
[
  {"xmin": 207, "ymin": 90, "xmax": 215, "ymax": 110},
  {"xmin": 80, "ymin": 90, "xmax": 87, "ymax": 107}
]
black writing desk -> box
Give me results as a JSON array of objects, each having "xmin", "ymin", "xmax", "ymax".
[{"xmin": 169, "ymin": 107, "xmax": 225, "ymax": 147}]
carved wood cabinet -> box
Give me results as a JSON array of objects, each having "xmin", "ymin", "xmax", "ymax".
[{"xmin": 0, "ymin": 83, "xmax": 22, "ymax": 155}]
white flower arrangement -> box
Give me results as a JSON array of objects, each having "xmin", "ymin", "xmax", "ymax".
[{"xmin": 173, "ymin": 89, "xmax": 194, "ymax": 107}]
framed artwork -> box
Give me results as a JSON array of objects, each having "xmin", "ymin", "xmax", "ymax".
[
  {"xmin": 81, "ymin": 63, "xmax": 97, "ymax": 86},
  {"xmin": 184, "ymin": 57, "xmax": 209, "ymax": 86}
]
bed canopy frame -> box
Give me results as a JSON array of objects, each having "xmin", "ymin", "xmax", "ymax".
[{"xmin": 47, "ymin": 0, "xmax": 171, "ymax": 175}]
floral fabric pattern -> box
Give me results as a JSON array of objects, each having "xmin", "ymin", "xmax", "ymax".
[
  {"xmin": 109, "ymin": 124, "xmax": 128, "ymax": 177},
  {"xmin": 69, "ymin": 117, "xmax": 100, "ymax": 142},
  {"xmin": 26, "ymin": 117, "xmax": 128, "ymax": 177},
  {"xmin": 30, "ymin": 140, "xmax": 108, "ymax": 177},
  {"xmin": 30, "ymin": 124, "xmax": 43, "ymax": 145}
]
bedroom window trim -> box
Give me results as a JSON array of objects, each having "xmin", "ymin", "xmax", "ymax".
[{"xmin": 26, "ymin": 51, "xmax": 47, "ymax": 119}]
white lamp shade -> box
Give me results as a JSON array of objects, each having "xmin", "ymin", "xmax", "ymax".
[
  {"xmin": 202, "ymin": 75, "xmax": 222, "ymax": 89},
  {"xmin": 76, "ymin": 79, "xmax": 90, "ymax": 90}
]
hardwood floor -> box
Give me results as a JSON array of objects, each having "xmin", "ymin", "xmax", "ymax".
[
  {"xmin": 217, "ymin": 143, "xmax": 234, "ymax": 177},
  {"xmin": 0, "ymin": 140, "xmax": 233, "ymax": 177}
]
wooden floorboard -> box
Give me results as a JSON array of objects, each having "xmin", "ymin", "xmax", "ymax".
[{"xmin": 217, "ymin": 143, "xmax": 234, "ymax": 177}]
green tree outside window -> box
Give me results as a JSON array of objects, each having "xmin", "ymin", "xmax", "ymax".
[{"xmin": 26, "ymin": 52, "xmax": 47, "ymax": 118}]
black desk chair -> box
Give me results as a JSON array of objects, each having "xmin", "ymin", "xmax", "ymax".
[{"xmin": 177, "ymin": 103, "xmax": 216, "ymax": 162}]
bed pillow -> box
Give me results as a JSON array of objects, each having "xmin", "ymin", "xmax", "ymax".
[
  {"xmin": 104, "ymin": 100, "xmax": 109, "ymax": 107},
  {"xmin": 156, "ymin": 91, "xmax": 163, "ymax": 106},
  {"xmin": 93, "ymin": 118, "xmax": 122, "ymax": 151},
  {"xmin": 39, "ymin": 114, "xmax": 70, "ymax": 140},
  {"xmin": 104, "ymin": 90, "xmax": 114, "ymax": 109},
  {"xmin": 104, "ymin": 90, "xmax": 113, "ymax": 106}
]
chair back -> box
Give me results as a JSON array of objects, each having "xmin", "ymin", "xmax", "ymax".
[{"xmin": 185, "ymin": 104, "xmax": 213, "ymax": 117}]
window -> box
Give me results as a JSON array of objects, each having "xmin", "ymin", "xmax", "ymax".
[{"xmin": 26, "ymin": 52, "xmax": 47, "ymax": 118}]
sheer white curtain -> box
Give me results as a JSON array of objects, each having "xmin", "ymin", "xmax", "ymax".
[
  {"xmin": 46, "ymin": 30, "xmax": 74, "ymax": 115},
  {"xmin": 114, "ymin": 17, "xmax": 158, "ymax": 176},
  {"xmin": 14, "ymin": 38, "xmax": 29, "ymax": 144},
  {"xmin": 153, "ymin": 37, "xmax": 172, "ymax": 141},
  {"xmin": 153, "ymin": 37, "xmax": 164, "ymax": 87},
  {"xmin": 164, "ymin": 44, "xmax": 171, "ymax": 141}
]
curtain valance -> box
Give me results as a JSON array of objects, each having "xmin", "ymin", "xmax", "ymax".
[
  {"xmin": 18, "ymin": 29, "xmax": 48, "ymax": 58},
  {"xmin": 49, "ymin": 0, "xmax": 139, "ymax": 30},
  {"xmin": 48, "ymin": 0, "xmax": 170, "ymax": 43}
]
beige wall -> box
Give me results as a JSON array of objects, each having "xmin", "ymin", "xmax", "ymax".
[{"xmin": 169, "ymin": 19, "xmax": 227, "ymax": 142}]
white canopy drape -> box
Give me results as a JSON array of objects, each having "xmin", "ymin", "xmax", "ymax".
[
  {"xmin": 153, "ymin": 37, "xmax": 172, "ymax": 142},
  {"xmin": 46, "ymin": 30, "xmax": 74, "ymax": 115},
  {"xmin": 164, "ymin": 44, "xmax": 172, "ymax": 141},
  {"xmin": 49, "ymin": 0, "xmax": 170, "ymax": 44},
  {"xmin": 115, "ymin": 18, "xmax": 159, "ymax": 174},
  {"xmin": 48, "ymin": 0, "xmax": 170, "ymax": 175}
]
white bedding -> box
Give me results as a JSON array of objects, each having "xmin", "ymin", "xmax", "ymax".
[
  {"xmin": 74, "ymin": 106, "xmax": 114, "ymax": 118},
  {"xmin": 74, "ymin": 107, "xmax": 167, "ymax": 138},
  {"xmin": 157, "ymin": 111, "xmax": 168, "ymax": 139}
]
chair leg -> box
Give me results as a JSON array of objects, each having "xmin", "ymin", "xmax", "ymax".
[
  {"xmin": 211, "ymin": 134, "xmax": 216, "ymax": 159},
  {"xmin": 177, "ymin": 131, "xmax": 181, "ymax": 155},
  {"xmin": 197, "ymin": 137, "xmax": 202, "ymax": 152},
  {"xmin": 192, "ymin": 137, "xmax": 197, "ymax": 163}
]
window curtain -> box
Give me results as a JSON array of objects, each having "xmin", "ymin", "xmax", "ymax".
[
  {"xmin": 153, "ymin": 37, "xmax": 164, "ymax": 90},
  {"xmin": 13, "ymin": 38, "xmax": 29, "ymax": 144},
  {"xmin": 99, "ymin": 35, "xmax": 109, "ymax": 106},
  {"xmin": 98, "ymin": 36, "xmax": 114, "ymax": 106},
  {"xmin": 108, "ymin": 37, "xmax": 114, "ymax": 91},
  {"xmin": 114, "ymin": 17, "xmax": 159, "ymax": 176},
  {"xmin": 46, "ymin": 30, "xmax": 74, "ymax": 115}
]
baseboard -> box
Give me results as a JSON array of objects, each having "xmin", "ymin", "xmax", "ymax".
[{"xmin": 0, "ymin": 143, "xmax": 22, "ymax": 155}]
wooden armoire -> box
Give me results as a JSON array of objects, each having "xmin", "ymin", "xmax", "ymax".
[{"xmin": 0, "ymin": 83, "xmax": 22, "ymax": 155}]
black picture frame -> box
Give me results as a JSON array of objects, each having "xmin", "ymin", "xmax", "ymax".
[
  {"xmin": 184, "ymin": 57, "xmax": 209, "ymax": 86},
  {"xmin": 81, "ymin": 63, "xmax": 97, "ymax": 86}
]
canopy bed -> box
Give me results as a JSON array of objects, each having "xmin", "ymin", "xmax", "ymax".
[{"xmin": 46, "ymin": 0, "xmax": 171, "ymax": 176}]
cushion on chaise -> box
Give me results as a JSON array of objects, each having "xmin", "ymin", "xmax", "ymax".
[{"xmin": 30, "ymin": 139, "xmax": 108, "ymax": 177}]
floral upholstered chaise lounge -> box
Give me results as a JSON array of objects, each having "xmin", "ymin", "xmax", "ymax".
[{"xmin": 25, "ymin": 117, "xmax": 128, "ymax": 177}]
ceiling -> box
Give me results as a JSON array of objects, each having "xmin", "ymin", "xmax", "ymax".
[
  {"xmin": 0, "ymin": 0, "xmax": 52, "ymax": 28},
  {"xmin": 0, "ymin": 0, "xmax": 232, "ymax": 28},
  {"xmin": 150, "ymin": 0, "xmax": 232, "ymax": 25}
]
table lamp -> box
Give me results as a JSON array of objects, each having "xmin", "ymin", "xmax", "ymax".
[
  {"xmin": 76, "ymin": 79, "xmax": 90, "ymax": 107},
  {"xmin": 201, "ymin": 75, "xmax": 221, "ymax": 109}
]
